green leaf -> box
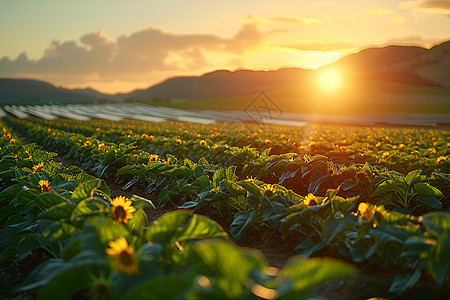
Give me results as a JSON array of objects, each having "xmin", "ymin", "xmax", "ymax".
[
  {"xmin": 71, "ymin": 179, "xmax": 111, "ymax": 203},
  {"xmin": 414, "ymin": 183, "xmax": 444, "ymax": 197},
  {"xmin": 428, "ymin": 234, "xmax": 450, "ymax": 287},
  {"xmin": 19, "ymin": 259, "xmax": 70, "ymax": 292},
  {"xmin": 416, "ymin": 195, "xmax": 442, "ymax": 210},
  {"xmin": 127, "ymin": 208, "xmax": 148, "ymax": 235},
  {"xmin": 388, "ymin": 269, "xmax": 422, "ymax": 296},
  {"xmin": 123, "ymin": 273, "xmax": 195, "ymax": 300},
  {"xmin": 275, "ymin": 257, "xmax": 357, "ymax": 299},
  {"xmin": 230, "ymin": 211, "xmax": 257, "ymax": 239},
  {"xmin": 194, "ymin": 240, "xmax": 266, "ymax": 299},
  {"xmin": 12, "ymin": 189, "xmax": 40, "ymax": 206},
  {"xmin": 70, "ymin": 198, "xmax": 110, "ymax": 222},
  {"xmin": 405, "ymin": 169, "xmax": 422, "ymax": 186},
  {"xmin": 0, "ymin": 184, "xmax": 22, "ymax": 202},
  {"xmin": 237, "ymin": 181, "xmax": 262, "ymax": 197},
  {"xmin": 86, "ymin": 216, "xmax": 130, "ymax": 245},
  {"xmin": 145, "ymin": 210, "xmax": 192, "ymax": 244},
  {"xmin": 37, "ymin": 202, "xmax": 75, "ymax": 221},
  {"xmin": 422, "ymin": 212, "xmax": 450, "ymax": 236},
  {"xmin": 175, "ymin": 214, "xmax": 228, "ymax": 242},
  {"xmin": 372, "ymin": 180, "xmax": 404, "ymax": 197},
  {"xmin": 130, "ymin": 195, "xmax": 155, "ymax": 209},
  {"xmin": 34, "ymin": 193, "xmax": 67, "ymax": 208}
]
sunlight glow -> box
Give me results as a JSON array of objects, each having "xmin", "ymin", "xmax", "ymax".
[{"xmin": 320, "ymin": 70, "xmax": 341, "ymax": 91}]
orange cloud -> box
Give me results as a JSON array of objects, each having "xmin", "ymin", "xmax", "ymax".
[
  {"xmin": 283, "ymin": 40, "xmax": 356, "ymax": 51},
  {"xmin": 0, "ymin": 24, "xmax": 264, "ymax": 87},
  {"xmin": 242, "ymin": 15, "xmax": 322, "ymax": 25},
  {"xmin": 369, "ymin": 8, "xmax": 406, "ymax": 23},
  {"xmin": 399, "ymin": 0, "xmax": 450, "ymax": 12}
]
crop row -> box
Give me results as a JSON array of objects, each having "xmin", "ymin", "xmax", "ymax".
[
  {"xmin": 3, "ymin": 116, "xmax": 450, "ymax": 297},
  {"xmin": 14, "ymin": 116, "xmax": 450, "ymax": 174},
  {"xmin": 0, "ymin": 122, "xmax": 361, "ymax": 299}
]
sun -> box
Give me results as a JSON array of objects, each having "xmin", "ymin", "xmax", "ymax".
[{"xmin": 319, "ymin": 70, "xmax": 341, "ymax": 91}]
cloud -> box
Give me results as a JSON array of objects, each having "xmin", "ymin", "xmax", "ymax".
[
  {"xmin": 370, "ymin": 9, "xmax": 397, "ymax": 15},
  {"xmin": 283, "ymin": 40, "xmax": 356, "ymax": 51},
  {"xmin": 242, "ymin": 15, "xmax": 322, "ymax": 25},
  {"xmin": 369, "ymin": 8, "xmax": 407, "ymax": 23},
  {"xmin": 0, "ymin": 24, "xmax": 263, "ymax": 84},
  {"xmin": 399, "ymin": 0, "xmax": 450, "ymax": 12},
  {"xmin": 418, "ymin": 0, "xmax": 450, "ymax": 10}
]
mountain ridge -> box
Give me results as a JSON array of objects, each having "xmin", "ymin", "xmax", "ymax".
[{"xmin": 1, "ymin": 40, "xmax": 449, "ymax": 104}]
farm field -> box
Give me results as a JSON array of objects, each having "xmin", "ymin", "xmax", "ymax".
[{"xmin": 1, "ymin": 104, "xmax": 449, "ymax": 299}]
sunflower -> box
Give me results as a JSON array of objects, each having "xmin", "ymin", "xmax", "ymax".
[
  {"xmin": 84, "ymin": 140, "xmax": 92, "ymax": 146},
  {"xmin": 148, "ymin": 154, "xmax": 159, "ymax": 163},
  {"xmin": 265, "ymin": 139, "xmax": 271, "ymax": 146},
  {"xmin": 176, "ymin": 139, "xmax": 182, "ymax": 145},
  {"xmin": 358, "ymin": 202, "xmax": 372, "ymax": 221},
  {"xmin": 200, "ymin": 140, "xmax": 207, "ymax": 146},
  {"xmin": 39, "ymin": 180, "xmax": 51, "ymax": 192},
  {"xmin": 437, "ymin": 155, "xmax": 447, "ymax": 164},
  {"xmin": 106, "ymin": 237, "xmax": 138, "ymax": 276},
  {"xmin": 32, "ymin": 163, "xmax": 45, "ymax": 172},
  {"xmin": 303, "ymin": 193, "xmax": 318, "ymax": 207},
  {"xmin": 111, "ymin": 196, "xmax": 136, "ymax": 224},
  {"xmin": 10, "ymin": 139, "xmax": 15, "ymax": 146}
]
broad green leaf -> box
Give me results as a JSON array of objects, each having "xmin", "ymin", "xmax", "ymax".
[
  {"xmin": 405, "ymin": 169, "xmax": 422, "ymax": 186},
  {"xmin": 130, "ymin": 195, "xmax": 155, "ymax": 209},
  {"xmin": 428, "ymin": 234, "xmax": 450, "ymax": 287},
  {"xmin": 37, "ymin": 202, "xmax": 75, "ymax": 221},
  {"xmin": 34, "ymin": 193, "xmax": 67, "ymax": 208},
  {"xmin": 71, "ymin": 179, "xmax": 111, "ymax": 203},
  {"xmin": 70, "ymin": 198, "xmax": 110, "ymax": 222},
  {"xmin": 175, "ymin": 214, "xmax": 228, "ymax": 242},
  {"xmin": 123, "ymin": 273, "xmax": 195, "ymax": 300},
  {"xmin": 422, "ymin": 212, "xmax": 450, "ymax": 236},
  {"xmin": 416, "ymin": 195, "xmax": 442, "ymax": 210},
  {"xmin": 230, "ymin": 211, "xmax": 257, "ymax": 239},
  {"xmin": 275, "ymin": 257, "xmax": 357, "ymax": 299},
  {"xmin": 414, "ymin": 183, "xmax": 444, "ymax": 197},
  {"xmin": 145, "ymin": 210, "xmax": 192, "ymax": 244}
]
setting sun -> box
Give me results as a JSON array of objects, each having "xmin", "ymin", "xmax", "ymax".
[{"xmin": 319, "ymin": 70, "xmax": 342, "ymax": 91}]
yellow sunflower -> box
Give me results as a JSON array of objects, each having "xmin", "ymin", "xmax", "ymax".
[
  {"xmin": 358, "ymin": 202, "xmax": 372, "ymax": 221},
  {"xmin": 111, "ymin": 196, "xmax": 136, "ymax": 224},
  {"xmin": 32, "ymin": 163, "xmax": 45, "ymax": 172},
  {"xmin": 148, "ymin": 154, "xmax": 159, "ymax": 163},
  {"xmin": 437, "ymin": 155, "xmax": 446, "ymax": 164},
  {"xmin": 105, "ymin": 237, "xmax": 138, "ymax": 276},
  {"xmin": 303, "ymin": 193, "xmax": 318, "ymax": 207},
  {"xmin": 39, "ymin": 180, "xmax": 51, "ymax": 192}
]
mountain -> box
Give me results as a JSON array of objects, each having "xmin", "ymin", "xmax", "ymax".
[
  {"xmin": 0, "ymin": 78, "xmax": 112, "ymax": 104},
  {"xmin": 329, "ymin": 40, "xmax": 450, "ymax": 87},
  {"xmin": 0, "ymin": 40, "xmax": 449, "ymax": 105},
  {"xmin": 120, "ymin": 68, "xmax": 312, "ymax": 100},
  {"xmin": 121, "ymin": 40, "xmax": 450, "ymax": 101}
]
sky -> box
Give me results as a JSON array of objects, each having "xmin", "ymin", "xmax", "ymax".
[{"xmin": 0, "ymin": 0, "xmax": 449, "ymax": 94}]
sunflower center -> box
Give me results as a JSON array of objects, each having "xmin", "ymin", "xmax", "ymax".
[
  {"xmin": 114, "ymin": 206, "xmax": 126, "ymax": 221},
  {"xmin": 92, "ymin": 282, "xmax": 110, "ymax": 297},
  {"xmin": 118, "ymin": 250, "xmax": 135, "ymax": 265}
]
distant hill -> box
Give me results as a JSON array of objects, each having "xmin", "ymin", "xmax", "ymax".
[
  {"xmin": 119, "ymin": 68, "xmax": 312, "ymax": 100},
  {"xmin": 330, "ymin": 40, "xmax": 450, "ymax": 87},
  {"xmin": 0, "ymin": 78, "xmax": 112, "ymax": 104},
  {"xmin": 122, "ymin": 40, "xmax": 450, "ymax": 101},
  {"xmin": 0, "ymin": 40, "xmax": 449, "ymax": 104}
]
